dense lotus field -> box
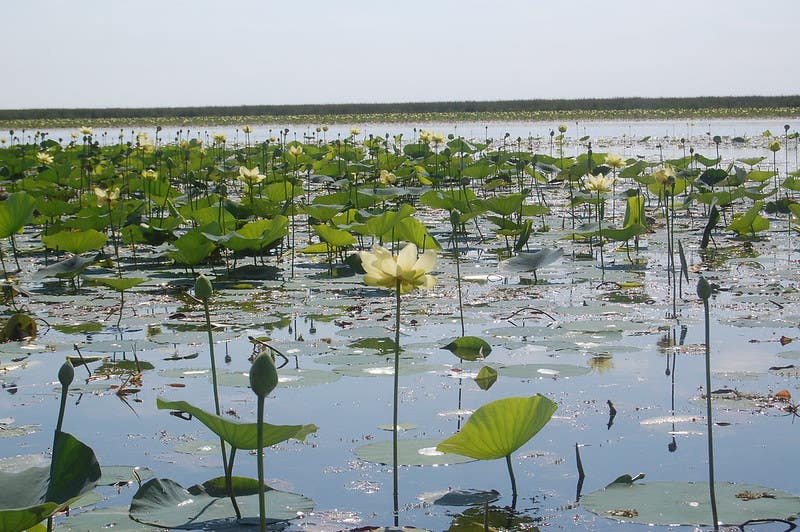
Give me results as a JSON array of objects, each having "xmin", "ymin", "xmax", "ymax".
[{"xmin": 1, "ymin": 121, "xmax": 800, "ymax": 531}]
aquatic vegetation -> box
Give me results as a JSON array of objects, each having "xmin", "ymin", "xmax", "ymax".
[{"xmin": 0, "ymin": 118, "xmax": 799, "ymax": 530}]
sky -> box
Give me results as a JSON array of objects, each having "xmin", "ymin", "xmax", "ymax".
[{"xmin": 3, "ymin": 0, "xmax": 799, "ymax": 110}]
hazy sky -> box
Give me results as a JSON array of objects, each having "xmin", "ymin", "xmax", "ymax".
[{"xmin": 4, "ymin": 0, "xmax": 799, "ymax": 110}]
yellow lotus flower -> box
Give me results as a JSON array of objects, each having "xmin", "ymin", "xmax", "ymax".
[
  {"xmin": 379, "ymin": 169, "xmax": 396, "ymax": 186},
  {"xmin": 238, "ymin": 165, "xmax": 265, "ymax": 186},
  {"xmin": 419, "ymin": 130, "xmax": 433, "ymax": 144},
  {"xmin": 584, "ymin": 173, "xmax": 615, "ymax": 194},
  {"xmin": 79, "ymin": 126, "xmax": 93, "ymax": 135},
  {"xmin": 288, "ymin": 145, "xmax": 303, "ymax": 158},
  {"xmin": 605, "ymin": 153, "xmax": 626, "ymax": 169},
  {"xmin": 350, "ymin": 128, "xmax": 361, "ymax": 136},
  {"xmin": 94, "ymin": 186, "xmax": 120, "ymax": 207},
  {"xmin": 653, "ymin": 165, "xmax": 676, "ymax": 185},
  {"xmin": 212, "ymin": 133, "xmax": 226, "ymax": 145},
  {"xmin": 769, "ymin": 140, "xmax": 782, "ymax": 152},
  {"xmin": 242, "ymin": 125, "xmax": 253, "ymax": 134},
  {"xmin": 36, "ymin": 152, "xmax": 53, "ymax": 165},
  {"xmin": 359, "ymin": 243, "xmax": 436, "ymax": 294},
  {"xmin": 142, "ymin": 169, "xmax": 158, "ymax": 181},
  {"xmin": 431, "ymin": 132, "xmax": 446, "ymax": 146},
  {"xmin": 70, "ymin": 132, "xmax": 79, "ymax": 140}
]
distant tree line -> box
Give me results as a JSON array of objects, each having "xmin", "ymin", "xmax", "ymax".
[{"xmin": 1, "ymin": 95, "xmax": 798, "ymax": 120}]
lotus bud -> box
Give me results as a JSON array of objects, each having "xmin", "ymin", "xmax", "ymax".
[
  {"xmin": 769, "ymin": 140, "xmax": 781, "ymax": 152},
  {"xmin": 697, "ymin": 277, "xmax": 712, "ymax": 300},
  {"xmin": 58, "ymin": 360, "xmax": 75, "ymax": 389},
  {"xmin": 194, "ymin": 274, "xmax": 213, "ymax": 301},
  {"xmin": 250, "ymin": 353, "xmax": 278, "ymax": 398},
  {"xmin": 558, "ymin": 124, "xmax": 567, "ymax": 133}
]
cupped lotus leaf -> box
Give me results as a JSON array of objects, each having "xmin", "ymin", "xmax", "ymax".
[
  {"xmin": 1, "ymin": 313, "xmax": 37, "ymax": 342},
  {"xmin": 129, "ymin": 477, "xmax": 313, "ymax": 528},
  {"xmin": 391, "ymin": 216, "xmax": 442, "ymax": 250},
  {"xmin": 0, "ymin": 431, "xmax": 100, "ymax": 532},
  {"xmin": 313, "ymin": 224, "xmax": 356, "ymax": 248},
  {"xmin": 35, "ymin": 254, "xmax": 94, "ymax": 279},
  {"xmin": 747, "ymin": 169, "xmax": 776, "ymax": 183},
  {"xmin": 0, "ymin": 191, "xmax": 36, "ymax": 238},
  {"xmin": 436, "ymin": 395, "xmax": 557, "ymax": 460},
  {"xmin": 476, "ymin": 193, "xmax": 526, "ymax": 216},
  {"xmin": 582, "ymin": 481, "xmax": 800, "ymax": 526},
  {"xmin": 156, "ymin": 398, "xmax": 316, "ymax": 450},
  {"xmin": 698, "ymin": 168, "xmax": 729, "ymax": 186},
  {"xmin": 91, "ymin": 277, "xmax": 145, "ymax": 292},
  {"xmin": 354, "ymin": 204, "xmax": 416, "ymax": 238},
  {"xmin": 207, "ymin": 217, "xmax": 288, "ymax": 252},
  {"xmin": 474, "ymin": 366, "xmax": 498, "ymax": 390},
  {"xmin": 42, "ymin": 229, "xmax": 108, "ymax": 254},
  {"xmin": 442, "ymin": 336, "xmax": 492, "ymax": 361},
  {"xmin": 501, "ymin": 248, "xmax": 562, "ymax": 273},
  {"xmin": 168, "ymin": 226, "xmax": 216, "ymax": 266},
  {"xmin": 727, "ymin": 202, "xmax": 769, "ymax": 237}
]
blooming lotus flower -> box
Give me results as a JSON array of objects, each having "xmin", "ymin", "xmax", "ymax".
[
  {"xmin": 584, "ymin": 173, "xmax": 615, "ymax": 194},
  {"xmin": 379, "ymin": 169, "xmax": 396, "ymax": 186},
  {"xmin": 350, "ymin": 128, "xmax": 361, "ymax": 136},
  {"xmin": 79, "ymin": 126, "xmax": 93, "ymax": 135},
  {"xmin": 359, "ymin": 243, "xmax": 436, "ymax": 294},
  {"xmin": 288, "ymin": 145, "xmax": 303, "ymax": 158},
  {"xmin": 431, "ymin": 133, "xmax": 446, "ymax": 146},
  {"xmin": 605, "ymin": 153, "xmax": 626, "ymax": 169},
  {"xmin": 36, "ymin": 152, "xmax": 53, "ymax": 165},
  {"xmin": 70, "ymin": 132, "xmax": 79, "ymax": 140},
  {"xmin": 242, "ymin": 125, "xmax": 253, "ymax": 134},
  {"xmin": 238, "ymin": 165, "xmax": 265, "ymax": 186},
  {"xmin": 653, "ymin": 165, "xmax": 676, "ymax": 185},
  {"xmin": 769, "ymin": 140, "xmax": 782, "ymax": 152},
  {"xmin": 212, "ymin": 133, "xmax": 226, "ymax": 145},
  {"xmin": 94, "ymin": 186, "xmax": 120, "ymax": 207},
  {"xmin": 419, "ymin": 130, "xmax": 433, "ymax": 144}
]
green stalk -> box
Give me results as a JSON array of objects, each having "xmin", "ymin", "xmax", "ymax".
[
  {"xmin": 256, "ymin": 395, "xmax": 266, "ymax": 532},
  {"xmin": 506, "ymin": 454, "xmax": 517, "ymax": 501},
  {"xmin": 202, "ymin": 298, "xmax": 240, "ymax": 519},
  {"xmin": 699, "ymin": 280, "xmax": 719, "ymax": 530},
  {"xmin": 392, "ymin": 278, "xmax": 401, "ymax": 526}
]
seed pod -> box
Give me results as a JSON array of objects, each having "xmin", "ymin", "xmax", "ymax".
[
  {"xmin": 58, "ymin": 360, "xmax": 75, "ymax": 389},
  {"xmin": 194, "ymin": 274, "xmax": 213, "ymax": 300},
  {"xmin": 250, "ymin": 353, "xmax": 278, "ymax": 398},
  {"xmin": 697, "ymin": 277, "xmax": 712, "ymax": 300}
]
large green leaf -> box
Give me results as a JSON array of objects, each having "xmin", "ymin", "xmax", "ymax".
[
  {"xmin": 727, "ymin": 202, "xmax": 769, "ymax": 237},
  {"xmin": 313, "ymin": 224, "xmax": 356, "ymax": 248},
  {"xmin": 436, "ymin": 395, "xmax": 557, "ymax": 460},
  {"xmin": 91, "ymin": 277, "xmax": 145, "ymax": 292},
  {"xmin": 156, "ymin": 398, "xmax": 316, "ymax": 450},
  {"xmin": 129, "ymin": 477, "xmax": 313, "ymax": 528},
  {"xmin": 0, "ymin": 192, "xmax": 36, "ymax": 239},
  {"xmin": 42, "ymin": 229, "xmax": 107, "ymax": 254},
  {"xmin": 168, "ymin": 226, "xmax": 216, "ymax": 266},
  {"xmin": 442, "ymin": 336, "xmax": 492, "ymax": 361},
  {"xmin": 582, "ymin": 481, "xmax": 800, "ymax": 526},
  {"xmin": 0, "ymin": 431, "xmax": 100, "ymax": 532}
]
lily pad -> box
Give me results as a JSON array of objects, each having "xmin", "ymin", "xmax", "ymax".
[
  {"xmin": 129, "ymin": 477, "xmax": 314, "ymax": 528},
  {"xmin": 582, "ymin": 481, "xmax": 800, "ymax": 526},
  {"xmin": 355, "ymin": 438, "xmax": 474, "ymax": 466},
  {"xmin": 497, "ymin": 363, "xmax": 591, "ymax": 379},
  {"xmin": 442, "ymin": 336, "xmax": 492, "ymax": 361},
  {"xmin": 431, "ymin": 488, "xmax": 501, "ymax": 506},
  {"xmin": 217, "ymin": 368, "xmax": 340, "ymax": 389},
  {"xmin": 60, "ymin": 506, "xmax": 150, "ymax": 531}
]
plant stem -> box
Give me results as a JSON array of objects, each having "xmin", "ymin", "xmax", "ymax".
[
  {"xmin": 392, "ymin": 278, "xmax": 401, "ymax": 526},
  {"xmin": 703, "ymin": 298, "xmax": 719, "ymax": 531},
  {"xmin": 256, "ymin": 395, "xmax": 267, "ymax": 532},
  {"xmin": 505, "ymin": 454, "xmax": 517, "ymax": 498},
  {"xmin": 203, "ymin": 298, "xmax": 239, "ymax": 519}
]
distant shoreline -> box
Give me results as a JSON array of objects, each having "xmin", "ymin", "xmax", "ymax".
[{"xmin": 1, "ymin": 95, "xmax": 798, "ymax": 128}]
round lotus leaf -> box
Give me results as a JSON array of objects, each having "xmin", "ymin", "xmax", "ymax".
[
  {"xmin": 354, "ymin": 438, "xmax": 474, "ymax": 466},
  {"xmin": 217, "ymin": 368, "xmax": 340, "ymax": 389},
  {"xmin": 429, "ymin": 488, "xmax": 501, "ymax": 506},
  {"xmin": 129, "ymin": 477, "xmax": 314, "ymax": 528},
  {"xmin": 174, "ymin": 440, "xmax": 220, "ymax": 455},
  {"xmin": 497, "ymin": 363, "xmax": 591, "ymax": 379},
  {"xmin": 60, "ymin": 506, "xmax": 150, "ymax": 531},
  {"xmin": 582, "ymin": 481, "xmax": 800, "ymax": 526}
]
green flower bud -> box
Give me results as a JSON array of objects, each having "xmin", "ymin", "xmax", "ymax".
[
  {"xmin": 697, "ymin": 276, "xmax": 712, "ymax": 300},
  {"xmin": 558, "ymin": 124, "xmax": 567, "ymax": 133},
  {"xmin": 250, "ymin": 353, "xmax": 278, "ymax": 398},
  {"xmin": 769, "ymin": 140, "xmax": 782, "ymax": 152},
  {"xmin": 194, "ymin": 274, "xmax": 213, "ymax": 300},
  {"xmin": 58, "ymin": 360, "xmax": 75, "ymax": 389}
]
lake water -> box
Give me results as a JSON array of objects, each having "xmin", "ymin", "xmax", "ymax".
[{"xmin": 1, "ymin": 118, "xmax": 799, "ymax": 531}]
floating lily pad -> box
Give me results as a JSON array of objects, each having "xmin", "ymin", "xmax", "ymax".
[
  {"xmin": 354, "ymin": 438, "xmax": 473, "ymax": 466},
  {"xmin": 442, "ymin": 336, "xmax": 492, "ymax": 361},
  {"xmin": 60, "ymin": 506, "xmax": 149, "ymax": 531},
  {"xmin": 377, "ymin": 423, "xmax": 417, "ymax": 432},
  {"xmin": 97, "ymin": 465, "xmax": 154, "ymax": 486},
  {"xmin": 430, "ymin": 488, "xmax": 501, "ymax": 506},
  {"xmin": 217, "ymin": 368, "xmax": 340, "ymax": 388},
  {"xmin": 129, "ymin": 477, "xmax": 314, "ymax": 528},
  {"xmin": 0, "ymin": 423, "xmax": 39, "ymax": 438},
  {"xmin": 497, "ymin": 363, "xmax": 591, "ymax": 379},
  {"xmin": 174, "ymin": 440, "xmax": 220, "ymax": 455},
  {"xmin": 582, "ymin": 481, "xmax": 800, "ymax": 526}
]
